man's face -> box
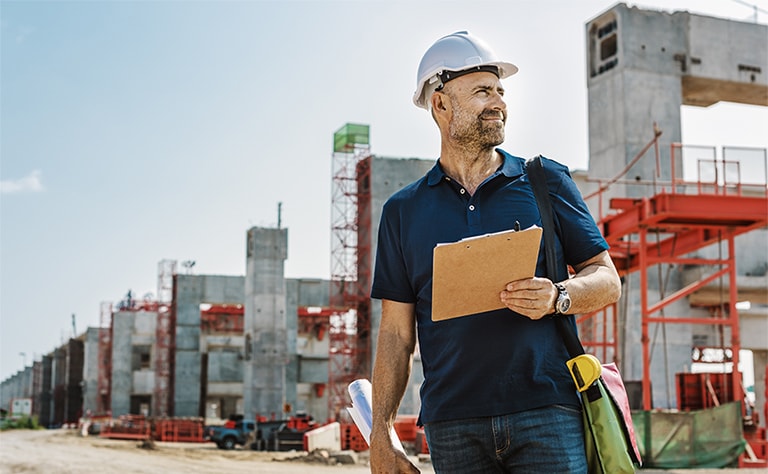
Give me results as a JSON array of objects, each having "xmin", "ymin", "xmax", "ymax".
[{"xmin": 442, "ymin": 71, "xmax": 507, "ymax": 149}]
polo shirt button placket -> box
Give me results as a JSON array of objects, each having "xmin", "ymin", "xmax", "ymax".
[{"xmin": 467, "ymin": 202, "xmax": 481, "ymax": 231}]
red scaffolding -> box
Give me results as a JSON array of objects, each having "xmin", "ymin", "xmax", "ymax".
[
  {"xmin": 576, "ymin": 302, "xmax": 620, "ymax": 364},
  {"xmin": 97, "ymin": 302, "xmax": 113, "ymax": 415},
  {"xmin": 154, "ymin": 260, "xmax": 176, "ymax": 417},
  {"xmin": 328, "ymin": 123, "xmax": 372, "ymax": 422},
  {"xmin": 153, "ymin": 306, "xmax": 172, "ymax": 417},
  {"xmin": 587, "ymin": 138, "xmax": 768, "ymax": 413},
  {"xmin": 200, "ymin": 304, "xmax": 244, "ymax": 334},
  {"xmin": 297, "ymin": 306, "xmax": 333, "ymax": 343}
]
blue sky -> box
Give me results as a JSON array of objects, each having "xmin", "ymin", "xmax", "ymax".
[{"xmin": 1, "ymin": 0, "xmax": 767, "ymax": 381}]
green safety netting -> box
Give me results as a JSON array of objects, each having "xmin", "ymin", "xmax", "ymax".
[{"xmin": 631, "ymin": 401, "xmax": 746, "ymax": 468}]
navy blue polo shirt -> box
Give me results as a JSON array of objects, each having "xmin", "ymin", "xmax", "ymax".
[{"xmin": 371, "ymin": 150, "xmax": 609, "ymax": 425}]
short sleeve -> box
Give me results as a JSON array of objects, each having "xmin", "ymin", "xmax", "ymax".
[
  {"xmin": 370, "ymin": 198, "xmax": 417, "ymax": 303},
  {"xmin": 543, "ymin": 158, "xmax": 609, "ymax": 266}
]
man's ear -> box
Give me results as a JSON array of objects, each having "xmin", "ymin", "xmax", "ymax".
[{"xmin": 431, "ymin": 91, "xmax": 448, "ymax": 112}]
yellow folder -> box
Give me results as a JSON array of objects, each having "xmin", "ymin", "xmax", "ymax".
[{"xmin": 431, "ymin": 225, "xmax": 542, "ymax": 321}]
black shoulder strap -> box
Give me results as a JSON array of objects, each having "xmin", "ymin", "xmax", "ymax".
[
  {"xmin": 525, "ymin": 156, "xmax": 558, "ymax": 282},
  {"xmin": 525, "ymin": 156, "xmax": 585, "ymax": 358}
]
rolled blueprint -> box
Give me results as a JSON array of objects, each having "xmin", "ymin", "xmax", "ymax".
[{"xmin": 347, "ymin": 378, "xmax": 405, "ymax": 453}]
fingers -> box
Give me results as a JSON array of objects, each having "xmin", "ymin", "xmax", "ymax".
[
  {"xmin": 500, "ymin": 300, "xmax": 549, "ymax": 320},
  {"xmin": 401, "ymin": 457, "xmax": 422, "ymax": 474},
  {"xmin": 370, "ymin": 441, "xmax": 421, "ymax": 474},
  {"xmin": 504, "ymin": 276, "xmax": 550, "ymax": 292},
  {"xmin": 370, "ymin": 450, "xmax": 421, "ymax": 473},
  {"xmin": 500, "ymin": 277, "xmax": 556, "ymax": 319}
]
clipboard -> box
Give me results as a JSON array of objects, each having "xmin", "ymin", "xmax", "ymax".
[{"xmin": 431, "ymin": 225, "xmax": 542, "ymax": 321}]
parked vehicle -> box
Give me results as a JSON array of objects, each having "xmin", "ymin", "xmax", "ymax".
[
  {"xmin": 204, "ymin": 419, "xmax": 255, "ymax": 450},
  {"xmin": 204, "ymin": 413, "xmax": 319, "ymax": 451}
]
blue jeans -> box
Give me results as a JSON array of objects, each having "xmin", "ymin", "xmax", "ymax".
[{"xmin": 424, "ymin": 404, "xmax": 588, "ymax": 473}]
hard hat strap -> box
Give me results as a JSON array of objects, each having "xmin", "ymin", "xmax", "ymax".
[{"xmin": 435, "ymin": 65, "xmax": 500, "ymax": 91}]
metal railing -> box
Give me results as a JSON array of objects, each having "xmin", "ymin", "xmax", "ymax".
[{"xmin": 582, "ymin": 127, "xmax": 767, "ymax": 223}]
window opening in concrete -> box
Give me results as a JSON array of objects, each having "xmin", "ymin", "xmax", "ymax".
[
  {"xmin": 131, "ymin": 345, "xmax": 152, "ymax": 371},
  {"xmin": 205, "ymin": 396, "xmax": 241, "ymax": 420},
  {"xmin": 589, "ymin": 13, "xmax": 619, "ymax": 77},
  {"xmin": 206, "ymin": 400, "xmax": 219, "ymax": 419},
  {"xmin": 600, "ymin": 34, "xmax": 617, "ymax": 61},
  {"xmin": 130, "ymin": 395, "xmax": 152, "ymax": 416},
  {"xmin": 222, "ymin": 399, "xmax": 236, "ymax": 421}
]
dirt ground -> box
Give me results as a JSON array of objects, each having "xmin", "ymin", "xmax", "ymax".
[
  {"xmin": 0, "ymin": 428, "xmax": 433, "ymax": 474},
  {"xmin": 1, "ymin": 428, "xmax": 765, "ymax": 474}
]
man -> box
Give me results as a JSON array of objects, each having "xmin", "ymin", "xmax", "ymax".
[{"xmin": 368, "ymin": 31, "xmax": 622, "ymax": 473}]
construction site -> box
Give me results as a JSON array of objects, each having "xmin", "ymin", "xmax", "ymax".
[{"xmin": 1, "ymin": 3, "xmax": 767, "ymax": 471}]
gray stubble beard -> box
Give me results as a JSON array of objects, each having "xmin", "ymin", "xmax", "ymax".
[{"xmin": 448, "ymin": 100, "xmax": 506, "ymax": 152}]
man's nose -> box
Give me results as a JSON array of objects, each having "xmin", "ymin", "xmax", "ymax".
[{"xmin": 490, "ymin": 91, "xmax": 506, "ymax": 110}]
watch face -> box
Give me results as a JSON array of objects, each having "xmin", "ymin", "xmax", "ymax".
[{"xmin": 558, "ymin": 297, "xmax": 571, "ymax": 313}]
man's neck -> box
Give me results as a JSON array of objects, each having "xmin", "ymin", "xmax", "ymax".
[{"xmin": 439, "ymin": 144, "xmax": 502, "ymax": 196}]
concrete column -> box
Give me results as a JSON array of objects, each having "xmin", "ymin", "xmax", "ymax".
[
  {"xmin": 173, "ymin": 275, "xmax": 204, "ymax": 417},
  {"xmin": 110, "ymin": 312, "xmax": 133, "ymax": 417},
  {"xmin": 39, "ymin": 355, "xmax": 52, "ymax": 427},
  {"xmin": 82, "ymin": 328, "xmax": 100, "ymax": 415},
  {"xmin": 243, "ymin": 226, "xmax": 288, "ymax": 420}
]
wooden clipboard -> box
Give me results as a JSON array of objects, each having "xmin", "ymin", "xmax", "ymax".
[{"xmin": 431, "ymin": 225, "xmax": 542, "ymax": 321}]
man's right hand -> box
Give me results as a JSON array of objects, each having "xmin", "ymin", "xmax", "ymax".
[
  {"xmin": 369, "ymin": 437, "xmax": 420, "ymax": 474},
  {"xmin": 370, "ymin": 299, "xmax": 420, "ymax": 473}
]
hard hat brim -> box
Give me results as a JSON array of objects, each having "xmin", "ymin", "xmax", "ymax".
[{"xmin": 413, "ymin": 60, "xmax": 518, "ymax": 109}]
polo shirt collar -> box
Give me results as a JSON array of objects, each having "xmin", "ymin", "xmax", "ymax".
[{"xmin": 426, "ymin": 148, "xmax": 524, "ymax": 186}]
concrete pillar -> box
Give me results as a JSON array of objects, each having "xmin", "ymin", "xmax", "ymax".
[
  {"xmin": 173, "ymin": 275, "xmax": 205, "ymax": 417},
  {"xmin": 110, "ymin": 312, "xmax": 134, "ymax": 416},
  {"xmin": 243, "ymin": 226, "xmax": 288, "ymax": 420},
  {"xmin": 52, "ymin": 346, "xmax": 66, "ymax": 425},
  {"xmin": 82, "ymin": 328, "xmax": 100, "ymax": 415},
  {"xmin": 39, "ymin": 355, "xmax": 52, "ymax": 427}
]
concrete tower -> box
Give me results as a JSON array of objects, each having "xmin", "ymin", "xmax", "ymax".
[
  {"xmin": 243, "ymin": 226, "xmax": 288, "ymax": 419},
  {"xmin": 586, "ymin": 3, "xmax": 767, "ymax": 199}
]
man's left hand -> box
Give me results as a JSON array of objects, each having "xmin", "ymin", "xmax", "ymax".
[{"xmin": 499, "ymin": 277, "xmax": 556, "ymax": 320}]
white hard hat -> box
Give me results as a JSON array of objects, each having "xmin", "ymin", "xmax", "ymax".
[{"xmin": 413, "ymin": 31, "xmax": 518, "ymax": 109}]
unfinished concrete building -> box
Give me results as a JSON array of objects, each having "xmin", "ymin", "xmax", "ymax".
[
  {"xmin": 78, "ymin": 256, "xmax": 328, "ymax": 420},
  {"xmin": 1, "ymin": 339, "xmax": 84, "ymax": 428},
  {"xmin": 172, "ymin": 274, "xmax": 245, "ymax": 418},
  {"xmin": 2, "ymin": 3, "xmax": 766, "ymax": 464}
]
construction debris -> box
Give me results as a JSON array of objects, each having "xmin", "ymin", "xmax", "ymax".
[{"xmin": 276, "ymin": 449, "xmax": 360, "ymax": 466}]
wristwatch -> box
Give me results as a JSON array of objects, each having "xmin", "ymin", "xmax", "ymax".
[{"xmin": 553, "ymin": 282, "xmax": 571, "ymax": 315}]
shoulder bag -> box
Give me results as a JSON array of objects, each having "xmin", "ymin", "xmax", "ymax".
[{"xmin": 525, "ymin": 155, "xmax": 642, "ymax": 474}]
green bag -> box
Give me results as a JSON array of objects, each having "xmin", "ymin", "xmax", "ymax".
[
  {"xmin": 526, "ymin": 156, "xmax": 642, "ymax": 473},
  {"xmin": 580, "ymin": 363, "xmax": 641, "ymax": 473}
]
